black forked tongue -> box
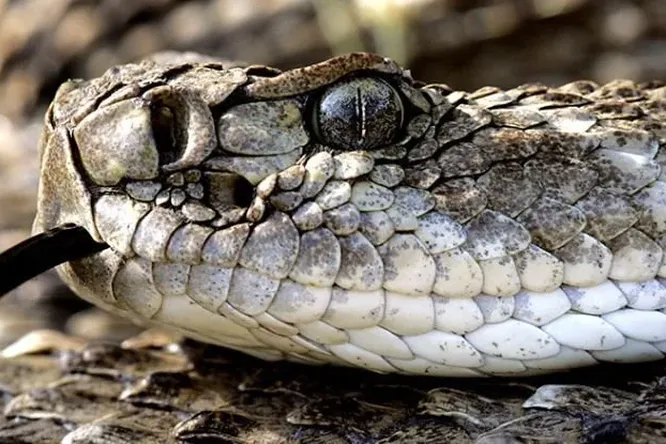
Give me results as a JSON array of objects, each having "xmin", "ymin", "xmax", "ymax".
[{"xmin": 0, "ymin": 224, "xmax": 108, "ymax": 296}]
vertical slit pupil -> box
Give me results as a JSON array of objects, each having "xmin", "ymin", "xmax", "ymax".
[{"xmin": 314, "ymin": 76, "xmax": 403, "ymax": 151}]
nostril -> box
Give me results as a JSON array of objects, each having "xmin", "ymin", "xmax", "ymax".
[
  {"xmin": 203, "ymin": 172, "xmax": 254, "ymax": 212},
  {"xmin": 150, "ymin": 104, "xmax": 179, "ymax": 165},
  {"xmin": 233, "ymin": 176, "xmax": 254, "ymax": 207},
  {"xmin": 143, "ymin": 85, "xmax": 217, "ymax": 172}
]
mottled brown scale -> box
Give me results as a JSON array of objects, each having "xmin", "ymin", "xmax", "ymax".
[
  {"xmin": 436, "ymin": 104, "xmax": 492, "ymax": 145},
  {"xmin": 476, "ymin": 163, "xmax": 541, "ymax": 217},
  {"xmin": 587, "ymin": 80, "xmax": 646, "ymax": 102},
  {"xmin": 431, "ymin": 179, "xmax": 488, "ymax": 224},
  {"xmin": 524, "ymin": 157, "xmax": 599, "ymax": 204},
  {"xmin": 245, "ymin": 53, "xmax": 402, "ymax": 99},
  {"xmin": 437, "ymin": 142, "xmax": 490, "ymax": 179},
  {"xmin": 584, "ymin": 101, "xmax": 644, "ymax": 120},
  {"xmin": 517, "ymin": 198, "xmax": 586, "ymax": 250},
  {"xmin": 529, "ymin": 130, "xmax": 600, "ymax": 158},
  {"xmin": 519, "ymin": 91, "xmax": 590, "ymax": 109},
  {"xmin": 576, "ymin": 188, "xmax": 639, "ymax": 242}
]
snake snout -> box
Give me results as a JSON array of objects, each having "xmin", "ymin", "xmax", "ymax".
[{"xmin": 73, "ymin": 98, "xmax": 160, "ymax": 187}]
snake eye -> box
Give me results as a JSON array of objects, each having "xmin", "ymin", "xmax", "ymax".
[{"xmin": 313, "ymin": 76, "xmax": 403, "ymax": 150}]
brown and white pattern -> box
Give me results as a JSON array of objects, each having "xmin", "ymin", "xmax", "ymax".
[{"xmin": 32, "ymin": 51, "xmax": 666, "ymax": 377}]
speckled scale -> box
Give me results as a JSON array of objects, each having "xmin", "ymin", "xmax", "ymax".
[
  {"xmin": 405, "ymin": 114, "xmax": 432, "ymax": 139},
  {"xmin": 554, "ymin": 233, "xmax": 612, "ymax": 287},
  {"xmin": 392, "ymin": 187, "xmax": 435, "ymax": 217},
  {"xmin": 336, "ymin": 232, "xmax": 384, "ymax": 291},
  {"xmin": 513, "ymin": 289, "xmax": 571, "ymax": 326},
  {"xmin": 586, "ymin": 79, "xmax": 646, "ymax": 102},
  {"xmin": 227, "ymin": 267, "xmax": 280, "ymax": 316},
  {"xmin": 437, "ymin": 141, "xmax": 493, "ymax": 178},
  {"xmin": 238, "ymin": 212, "xmax": 299, "ymax": 279},
  {"xmin": 472, "ymin": 90, "xmax": 515, "ymax": 109},
  {"xmin": 491, "ymin": 108, "xmax": 546, "ymax": 129},
  {"xmin": 562, "ymin": 281, "xmax": 627, "ymax": 315},
  {"xmin": 617, "ymin": 279, "xmax": 666, "ymax": 310},
  {"xmin": 575, "ymin": 188, "xmax": 638, "ymax": 242},
  {"xmin": 529, "ymin": 130, "xmax": 600, "ymax": 159},
  {"xmin": 415, "ymin": 211, "xmax": 466, "ymax": 253},
  {"xmin": 292, "ymin": 202, "xmax": 324, "ymax": 231},
  {"xmin": 270, "ymin": 191, "xmax": 303, "ymax": 212},
  {"xmin": 476, "ymin": 162, "xmax": 542, "ymax": 217},
  {"xmin": 432, "ymin": 178, "xmax": 487, "ymax": 223},
  {"xmin": 300, "ymin": 152, "xmax": 335, "ymax": 199},
  {"xmin": 584, "ymin": 100, "xmax": 645, "ymax": 120},
  {"xmin": 541, "ymin": 314, "xmax": 626, "ymax": 351},
  {"xmin": 113, "ymin": 258, "xmax": 163, "ymax": 318},
  {"xmin": 277, "ymin": 165, "xmax": 305, "ymax": 190},
  {"xmin": 519, "ymin": 90, "xmax": 590, "ymax": 109},
  {"xmin": 408, "ymin": 138, "xmax": 439, "ymax": 162},
  {"xmin": 524, "ymin": 156, "xmax": 598, "ymax": 204},
  {"xmin": 513, "ymin": 245, "xmax": 564, "ymax": 293},
  {"xmin": 541, "ymin": 107, "xmax": 596, "ymax": 133},
  {"xmin": 315, "ymin": 180, "xmax": 351, "ymax": 210},
  {"xmin": 436, "ymin": 104, "xmax": 492, "ymax": 146},
  {"xmin": 186, "ymin": 264, "xmax": 233, "ymax": 312},
  {"xmin": 463, "ymin": 210, "xmax": 531, "ymax": 260},
  {"xmin": 333, "ymin": 151, "xmax": 374, "ymax": 180},
  {"xmin": 438, "ymin": 128, "xmax": 540, "ymax": 178},
  {"xmin": 268, "ymin": 280, "xmax": 331, "ymax": 325},
  {"xmin": 403, "ymin": 162, "xmax": 442, "ymax": 190},
  {"xmin": 432, "ymin": 248, "xmax": 483, "ymax": 298},
  {"xmin": 472, "ymin": 128, "xmax": 543, "ymax": 161},
  {"xmin": 350, "ymin": 181, "xmax": 394, "ymax": 211},
  {"xmin": 378, "ymin": 234, "xmax": 436, "ymax": 296},
  {"xmin": 466, "ymin": 319, "xmax": 560, "ymax": 360},
  {"xmin": 289, "ymin": 228, "xmax": 341, "ymax": 287},
  {"xmin": 359, "ymin": 211, "xmax": 395, "ymax": 246},
  {"xmin": 633, "ymin": 181, "xmax": 666, "ymax": 238},
  {"xmin": 608, "ymin": 228, "xmax": 663, "ymax": 281},
  {"xmin": 370, "ymin": 144, "xmax": 407, "ymax": 161},
  {"xmin": 132, "ymin": 207, "xmax": 185, "ymax": 262},
  {"xmin": 94, "ymin": 195, "xmax": 150, "ymax": 255},
  {"xmin": 380, "ymin": 292, "xmax": 434, "ymax": 335},
  {"xmin": 201, "ymin": 223, "xmax": 250, "ymax": 267},
  {"xmin": 517, "ymin": 197, "xmax": 586, "ymax": 251},
  {"xmin": 324, "ymin": 203, "xmax": 361, "ymax": 235},
  {"xmin": 478, "ymin": 256, "xmax": 522, "ymax": 296},
  {"xmin": 166, "ymin": 223, "xmax": 213, "ymax": 265},
  {"xmin": 587, "ymin": 148, "xmax": 660, "ymax": 195},
  {"xmin": 368, "ymin": 164, "xmax": 405, "ymax": 187},
  {"xmin": 322, "ymin": 288, "xmax": 385, "ymax": 330},
  {"xmin": 598, "ymin": 128, "xmax": 659, "ymax": 157}
]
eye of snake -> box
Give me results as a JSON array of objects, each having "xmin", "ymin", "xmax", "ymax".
[{"xmin": 313, "ymin": 76, "xmax": 403, "ymax": 151}]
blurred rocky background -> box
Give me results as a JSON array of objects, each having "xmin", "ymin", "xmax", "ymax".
[{"xmin": 1, "ymin": 0, "xmax": 666, "ymax": 345}]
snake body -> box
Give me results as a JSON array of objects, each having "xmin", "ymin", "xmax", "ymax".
[{"xmin": 34, "ymin": 51, "xmax": 666, "ymax": 377}]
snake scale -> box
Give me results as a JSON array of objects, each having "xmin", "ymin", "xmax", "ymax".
[
  {"xmin": 1, "ymin": 1, "xmax": 666, "ymax": 443},
  {"xmin": 29, "ymin": 50, "xmax": 666, "ymax": 376}
]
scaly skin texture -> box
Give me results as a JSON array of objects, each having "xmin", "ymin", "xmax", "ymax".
[
  {"xmin": 34, "ymin": 52, "xmax": 666, "ymax": 377},
  {"xmin": 3, "ymin": 0, "xmax": 666, "ymax": 121}
]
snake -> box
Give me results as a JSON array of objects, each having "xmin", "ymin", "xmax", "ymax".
[{"xmin": 23, "ymin": 50, "xmax": 666, "ymax": 378}]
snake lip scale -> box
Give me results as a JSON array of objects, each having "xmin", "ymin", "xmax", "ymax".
[{"xmin": 16, "ymin": 51, "xmax": 666, "ymax": 377}]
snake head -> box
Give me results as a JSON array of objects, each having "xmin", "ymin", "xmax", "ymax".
[
  {"xmin": 33, "ymin": 52, "xmax": 421, "ymax": 247},
  {"xmin": 31, "ymin": 52, "xmax": 440, "ymax": 319}
]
